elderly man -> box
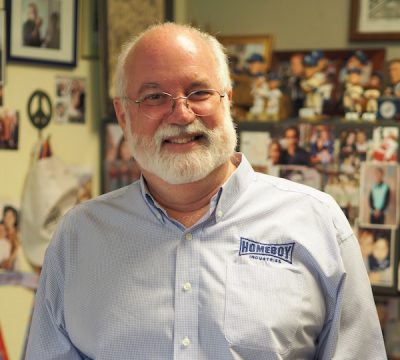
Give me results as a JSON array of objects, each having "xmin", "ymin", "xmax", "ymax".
[{"xmin": 26, "ymin": 23, "xmax": 385, "ymax": 359}]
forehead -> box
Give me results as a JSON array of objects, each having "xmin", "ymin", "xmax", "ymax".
[{"xmin": 126, "ymin": 28, "xmax": 219, "ymax": 93}]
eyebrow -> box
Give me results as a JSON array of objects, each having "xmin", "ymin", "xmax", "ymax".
[{"xmin": 137, "ymin": 79, "xmax": 214, "ymax": 95}]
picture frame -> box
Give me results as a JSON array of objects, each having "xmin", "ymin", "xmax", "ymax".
[
  {"xmin": 5, "ymin": 0, "xmax": 78, "ymax": 67},
  {"xmin": 350, "ymin": 0, "xmax": 400, "ymax": 41},
  {"xmin": 355, "ymin": 223, "xmax": 397, "ymax": 293},
  {"xmin": 102, "ymin": 121, "xmax": 141, "ymax": 193},
  {"xmin": 359, "ymin": 162, "xmax": 399, "ymax": 227}
]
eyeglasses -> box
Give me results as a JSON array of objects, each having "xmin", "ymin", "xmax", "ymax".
[{"xmin": 123, "ymin": 89, "xmax": 225, "ymax": 120}]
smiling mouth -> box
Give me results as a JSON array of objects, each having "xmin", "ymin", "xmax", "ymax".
[{"xmin": 163, "ymin": 134, "xmax": 205, "ymax": 145}]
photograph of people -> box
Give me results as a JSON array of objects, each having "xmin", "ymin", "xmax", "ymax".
[
  {"xmin": 356, "ymin": 225, "xmax": 394, "ymax": 288},
  {"xmin": 280, "ymin": 125, "xmax": 310, "ymax": 165},
  {"xmin": 21, "ymin": 0, "xmax": 61, "ymax": 49},
  {"xmin": 360, "ymin": 163, "xmax": 399, "ymax": 226},
  {"xmin": 0, "ymin": 204, "xmax": 20, "ymax": 271},
  {"xmin": 25, "ymin": 23, "xmax": 385, "ymax": 359}
]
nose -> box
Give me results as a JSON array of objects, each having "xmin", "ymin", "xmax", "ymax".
[{"xmin": 166, "ymin": 96, "xmax": 195, "ymax": 124}]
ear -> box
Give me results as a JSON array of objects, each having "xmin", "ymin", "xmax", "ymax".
[{"xmin": 113, "ymin": 98, "xmax": 128, "ymax": 135}]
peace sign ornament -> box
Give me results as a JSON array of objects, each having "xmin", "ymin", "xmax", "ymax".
[{"xmin": 27, "ymin": 90, "xmax": 53, "ymax": 130}]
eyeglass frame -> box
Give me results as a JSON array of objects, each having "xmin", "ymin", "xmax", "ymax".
[{"xmin": 121, "ymin": 88, "xmax": 226, "ymax": 120}]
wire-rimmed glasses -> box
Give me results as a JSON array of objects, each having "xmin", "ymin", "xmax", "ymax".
[{"xmin": 123, "ymin": 89, "xmax": 225, "ymax": 120}]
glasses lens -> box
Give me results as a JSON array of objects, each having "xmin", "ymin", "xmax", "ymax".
[
  {"xmin": 187, "ymin": 89, "xmax": 222, "ymax": 117},
  {"xmin": 139, "ymin": 92, "xmax": 172, "ymax": 119}
]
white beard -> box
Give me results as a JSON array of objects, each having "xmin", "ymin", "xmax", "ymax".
[{"xmin": 125, "ymin": 112, "xmax": 237, "ymax": 185}]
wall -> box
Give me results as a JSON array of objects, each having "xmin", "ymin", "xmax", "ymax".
[
  {"xmin": 0, "ymin": 1, "xmax": 101, "ymax": 358},
  {"xmin": 185, "ymin": 0, "xmax": 400, "ymax": 59}
]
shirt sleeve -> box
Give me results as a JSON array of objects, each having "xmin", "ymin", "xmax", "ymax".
[
  {"xmin": 316, "ymin": 198, "xmax": 387, "ymax": 359},
  {"xmin": 25, "ymin": 217, "xmax": 84, "ymax": 360}
]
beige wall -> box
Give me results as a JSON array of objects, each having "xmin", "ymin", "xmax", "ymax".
[
  {"xmin": 185, "ymin": 0, "xmax": 400, "ymax": 59},
  {"xmin": 0, "ymin": 1, "xmax": 101, "ymax": 358}
]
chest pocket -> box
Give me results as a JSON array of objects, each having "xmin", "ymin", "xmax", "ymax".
[{"xmin": 224, "ymin": 263, "xmax": 304, "ymax": 355}]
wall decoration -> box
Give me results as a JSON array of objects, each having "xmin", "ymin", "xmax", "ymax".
[
  {"xmin": 359, "ymin": 162, "xmax": 399, "ymax": 227},
  {"xmin": 355, "ymin": 224, "xmax": 397, "ymax": 292},
  {"xmin": 102, "ymin": 122, "xmax": 141, "ymax": 193},
  {"xmin": 0, "ymin": 109, "xmax": 19, "ymax": 150},
  {"xmin": 0, "ymin": 202, "xmax": 20, "ymax": 272},
  {"xmin": 98, "ymin": 0, "xmax": 173, "ymax": 116},
  {"xmin": 5, "ymin": 0, "xmax": 77, "ymax": 67},
  {"xmin": 55, "ymin": 76, "xmax": 86, "ymax": 124},
  {"xmin": 218, "ymin": 35, "xmax": 274, "ymax": 119},
  {"xmin": 350, "ymin": 0, "xmax": 400, "ymax": 41}
]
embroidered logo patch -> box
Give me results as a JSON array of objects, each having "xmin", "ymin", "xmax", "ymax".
[{"xmin": 239, "ymin": 237, "xmax": 295, "ymax": 264}]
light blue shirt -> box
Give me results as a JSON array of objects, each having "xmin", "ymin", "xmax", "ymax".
[{"xmin": 26, "ymin": 154, "xmax": 386, "ymax": 359}]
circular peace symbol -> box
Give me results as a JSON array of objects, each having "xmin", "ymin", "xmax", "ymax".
[{"xmin": 27, "ymin": 90, "xmax": 53, "ymax": 130}]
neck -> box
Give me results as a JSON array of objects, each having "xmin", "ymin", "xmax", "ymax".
[{"xmin": 143, "ymin": 160, "xmax": 237, "ymax": 227}]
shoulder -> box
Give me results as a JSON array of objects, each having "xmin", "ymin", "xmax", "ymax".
[{"xmin": 251, "ymin": 173, "xmax": 354, "ymax": 242}]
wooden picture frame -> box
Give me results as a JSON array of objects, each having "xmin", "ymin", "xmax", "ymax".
[
  {"xmin": 5, "ymin": 0, "xmax": 77, "ymax": 67},
  {"xmin": 350, "ymin": 0, "xmax": 400, "ymax": 41}
]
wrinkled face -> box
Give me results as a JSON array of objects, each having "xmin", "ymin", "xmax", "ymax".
[{"xmin": 116, "ymin": 28, "xmax": 237, "ymax": 184}]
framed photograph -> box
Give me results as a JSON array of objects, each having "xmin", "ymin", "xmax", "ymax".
[
  {"xmin": 5, "ymin": 0, "xmax": 77, "ymax": 67},
  {"xmin": 355, "ymin": 223, "xmax": 397, "ymax": 292},
  {"xmin": 278, "ymin": 165, "xmax": 322, "ymax": 190},
  {"xmin": 350, "ymin": 0, "xmax": 400, "ymax": 41},
  {"xmin": 102, "ymin": 122, "xmax": 141, "ymax": 193},
  {"xmin": 359, "ymin": 162, "xmax": 399, "ymax": 226}
]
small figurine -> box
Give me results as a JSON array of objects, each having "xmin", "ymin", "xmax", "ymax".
[
  {"xmin": 340, "ymin": 50, "xmax": 370, "ymax": 86},
  {"xmin": 247, "ymin": 73, "xmax": 269, "ymax": 120},
  {"xmin": 246, "ymin": 53, "xmax": 268, "ymax": 77},
  {"xmin": 300, "ymin": 53, "xmax": 326, "ymax": 117},
  {"xmin": 343, "ymin": 68, "xmax": 364, "ymax": 120},
  {"xmin": 287, "ymin": 53, "xmax": 305, "ymax": 116},
  {"xmin": 362, "ymin": 71, "xmax": 383, "ymax": 121},
  {"xmin": 264, "ymin": 72, "xmax": 282, "ymax": 121}
]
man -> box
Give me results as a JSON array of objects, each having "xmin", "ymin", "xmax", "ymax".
[
  {"xmin": 23, "ymin": 3, "xmax": 43, "ymax": 47},
  {"xmin": 369, "ymin": 167, "xmax": 391, "ymax": 225},
  {"xmin": 26, "ymin": 23, "xmax": 385, "ymax": 359},
  {"xmin": 280, "ymin": 125, "xmax": 310, "ymax": 165}
]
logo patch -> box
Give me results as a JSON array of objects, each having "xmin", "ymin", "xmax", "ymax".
[{"xmin": 239, "ymin": 237, "xmax": 295, "ymax": 264}]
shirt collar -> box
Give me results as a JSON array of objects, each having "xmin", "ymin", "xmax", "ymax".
[{"xmin": 138, "ymin": 153, "xmax": 256, "ymax": 225}]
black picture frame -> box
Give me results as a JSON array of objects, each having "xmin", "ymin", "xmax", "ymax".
[{"xmin": 5, "ymin": 0, "xmax": 77, "ymax": 67}]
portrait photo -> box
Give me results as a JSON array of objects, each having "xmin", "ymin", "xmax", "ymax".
[
  {"xmin": 55, "ymin": 76, "xmax": 86, "ymax": 124},
  {"xmin": 369, "ymin": 126, "xmax": 398, "ymax": 163},
  {"xmin": 103, "ymin": 122, "xmax": 141, "ymax": 193},
  {"xmin": 6, "ymin": 0, "xmax": 77, "ymax": 66},
  {"xmin": 0, "ymin": 108, "xmax": 19, "ymax": 150},
  {"xmin": 0, "ymin": 203, "xmax": 21, "ymax": 272},
  {"xmin": 359, "ymin": 162, "xmax": 399, "ymax": 226},
  {"xmin": 355, "ymin": 224, "xmax": 396, "ymax": 289}
]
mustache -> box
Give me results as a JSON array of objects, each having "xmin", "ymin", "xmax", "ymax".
[{"xmin": 154, "ymin": 119, "xmax": 212, "ymax": 144}]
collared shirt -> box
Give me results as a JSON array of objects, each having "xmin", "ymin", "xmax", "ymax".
[{"xmin": 26, "ymin": 154, "xmax": 386, "ymax": 359}]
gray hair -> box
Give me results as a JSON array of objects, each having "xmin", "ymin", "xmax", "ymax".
[{"xmin": 114, "ymin": 22, "xmax": 231, "ymax": 102}]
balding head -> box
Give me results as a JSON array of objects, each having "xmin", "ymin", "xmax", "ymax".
[{"xmin": 114, "ymin": 23, "xmax": 231, "ymax": 101}]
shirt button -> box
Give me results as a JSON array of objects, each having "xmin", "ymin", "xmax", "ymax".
[
  {"xmin": 182, "ymin": 337, "xmax": 191, "ymax": 347},
  {"xmin": 185, "ymin": 233, "xmax": 193, "ymax": 241},
  {"xmin": 182, "ymin": 282, "xmax": 192, "ymax": 291},
  {"xmin": 216, "ymin": 209, "xmax": 223, "ymax": 217}
]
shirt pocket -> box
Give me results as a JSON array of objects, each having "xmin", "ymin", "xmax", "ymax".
[{"xmin": 224, "ymin": 263, "xmax": 304, "ymax": 355}]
